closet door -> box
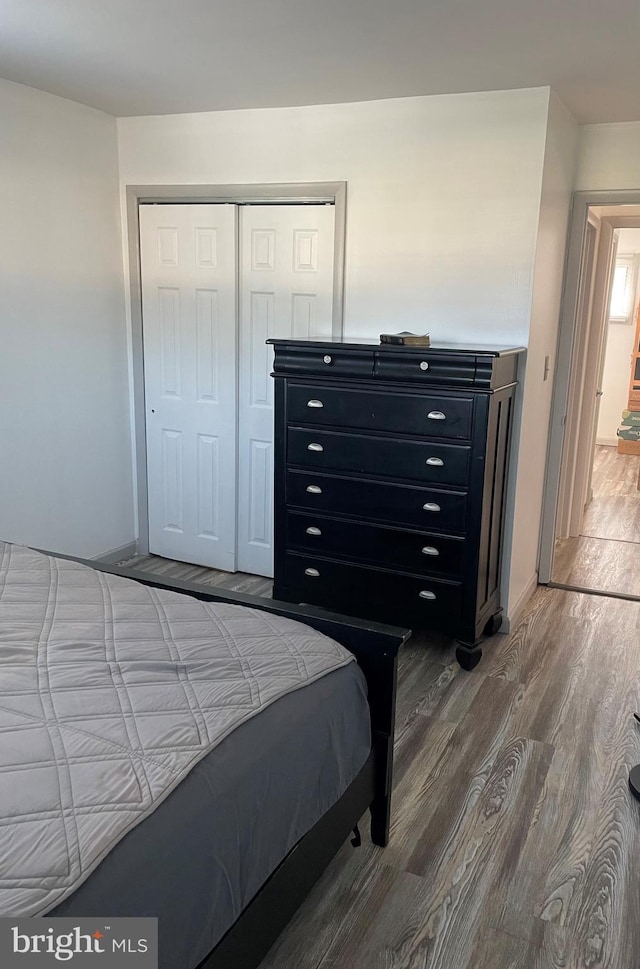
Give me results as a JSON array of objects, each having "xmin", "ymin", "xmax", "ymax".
[
  {"xmin": 237, "ymin": 204, "xmax": 335, "ymax": 576},
  {"xmin": 140, "ymin": 204, "xmax": 238, "ymax": 570}
]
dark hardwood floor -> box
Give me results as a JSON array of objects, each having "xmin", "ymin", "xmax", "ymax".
[{"xmin": 119, "ymin": 553, "xmax": 640, "ymax": 968}]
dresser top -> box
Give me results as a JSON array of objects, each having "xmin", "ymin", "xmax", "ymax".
[{"xmin": 267, "ymin": 337, "xmax": 525, "ymax": 357}]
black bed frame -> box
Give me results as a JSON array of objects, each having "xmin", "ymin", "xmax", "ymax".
[{"xmin": 42, "ymin": 552, "xmax": 409, "ymax": 969}]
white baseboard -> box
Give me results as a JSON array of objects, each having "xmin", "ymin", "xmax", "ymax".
[
  {"xmin": 502, "ymin": 572, "xmax": 539, "ymax": 634},
  {"xmin": 595, "ymin": 437, "xmax": 618, "ymax": 448},
  {"xmin": 93, "ymin": 541, "xmax": 138, "ymax": 565}
]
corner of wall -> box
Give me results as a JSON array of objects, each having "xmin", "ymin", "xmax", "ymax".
[
  {"xmin": 502, "ymin": 571, "xmax": 539, "ymax": 634},
  {"xmin": 501, "ymin": 88, "xmax": 579, "ymax": 619}
]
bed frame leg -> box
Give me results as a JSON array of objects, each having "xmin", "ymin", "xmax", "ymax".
[
  {"xmin": 358, "ymin": 649, "xmax": 399, "ymax": 850},
  {"xmin": 370, "ymin": 794, "xmax": 391, "ymax": 847},
  {"xmin": 369, "ymin": 725, "xmax": 395, "ymax": 847}
]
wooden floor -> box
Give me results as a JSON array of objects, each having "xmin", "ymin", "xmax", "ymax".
[
  {"xmin": 553, "ymin": 445, "xmax": 640, "ymax": 597},
  {"xmin": 118, "ymin": 553, "xmax": 274, "ymax": 597},
  {"xmin": 260, "ymin": 587, "xmax": 640, "ymax": 969},
  {"xmin": 120, "ymin": 552, "xmax": 640, "ymax": 968}
]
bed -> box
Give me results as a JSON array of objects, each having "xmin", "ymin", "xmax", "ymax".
[{"xmin": 0, "ymin": 541, "xmax": 408, "ymax": 969}]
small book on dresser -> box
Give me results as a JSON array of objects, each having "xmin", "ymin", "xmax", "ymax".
[{"xmin": 380, "ymin": 331, "xmax": 431, "ymax": 346}]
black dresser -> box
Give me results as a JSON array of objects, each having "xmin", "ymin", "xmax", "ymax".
[{"xmin": 268, "ymin": 338, "xmax": 524, "ymax": 669}]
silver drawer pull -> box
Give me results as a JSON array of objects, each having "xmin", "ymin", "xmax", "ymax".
[
  {"xmin": 323, "ymin": 354, "xmax": 332, "ymax": 364},
  {"xmin": 422, "ymin": 502, "xmax": 441, "ymax": 512},
  {"xmin": 306, "ymin": 526, "xmax": 322, "ymax": 536},
  {"xmin": 307, "ymin": 399, "xmax": 324, "ymax": 408},
  {"xmin": 419, "ymin": 590, "xmax": 437, "ymax": 600},
  {"xmin": 419, "ymin": 361, "xmax": 429, "ymax": 371},
  {"xmin": 427, "ymin": 410, "xmax": 446, "ymax": 421},
  {"xmin": 421, "ymin": 546, "xmax": 440, "ymax": 556},
  {"xmin": 306, "ymin": 484, "xmax": 322, "ymax": 494},
  {"xmin": 307, "ymin": 442, "xmax": 324, "ymax": 452},
  {"xmin": 426, "ymin": 457, "xmax": 444, "ymax": 467},
  {"xmin": 305, "ymin": 568, "xmax": 320, "ymax": 577}
]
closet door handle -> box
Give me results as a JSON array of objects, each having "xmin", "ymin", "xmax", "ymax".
[
  {"xmin": 307, "ymin": 399, "xmax": 324, "ymax": 408},
  {"xmin": 306, "ymin": 526, "xmax": 322, "ymax": 536},
  {"xmin": 427, "ymin": 411, "xmax": 446, "ymax": 421},
  {"xmin": 419, "ymin": 590, "xmax": 437, "ymax": 600},
  {"xmin": 422, "ymin": 502, "xmax": 441, "ymax": 512},
  {"xmin": 426, "ymin": 457, "xmax": 444, "ymax": 467},
  {"xmin": 305, "ymin": 568, "xmax": 320, "ymax": 577},
  {"xmin": 307, "ymin": 443, "xmax": 324, "ymax": 452},
  {"xmin": 421, "ymin": 546, "xmax": 440, "ymax": 556},
  {"xmin": 306, "ymin": 485, "xmax": 322, "ymax": 494}
]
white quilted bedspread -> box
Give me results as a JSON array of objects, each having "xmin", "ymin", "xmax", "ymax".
[{"xmin": 0, "ymin": 542, "xmax": 354, "ymax": 916}]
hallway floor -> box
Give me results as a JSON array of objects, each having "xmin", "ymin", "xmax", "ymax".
[{"xmin": 553, "ymin": 444, "xmax": 640, "ymax": 596}]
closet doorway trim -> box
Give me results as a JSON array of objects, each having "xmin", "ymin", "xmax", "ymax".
[{"xmin": 125, "ymin": 182, "xmax": 347, "ymax": 556}]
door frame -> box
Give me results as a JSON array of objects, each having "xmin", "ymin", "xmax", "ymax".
[
  {"xmin": 538, "ymin": 190, "xmax": 640, "ymax": 583},
  {"xmin": 554, "ymin": 210, "xmax": 601, "ymax": 540},
  {"xmin": 569, "ymin": 220, "xmax": 618, "ymax": 532},
  {"xmin": 126, "ymin": 182, "xmax": 347, "ymax": 558}
]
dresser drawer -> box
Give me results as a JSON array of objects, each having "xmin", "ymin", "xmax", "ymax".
[
  {"xmin": 287, "ymin": 384, "xmax": 473, "ymax": 439},
  {"xmin": 282, "ymin": 552, "xmax": 463, "ymax": 621},
  {"xmin": 286, "ymin": 471, "xmax": 468, "ymax": 532},
  {"xmin": 288, "ymin": 427, "xmax": 470, "ymax": 486},
  {"xmin": 273, "ymin": 345, "xmax": 375, "ymax": 378},
  {"xmin": 286, "ymin": 511, "xmax": 465, "ymax": 577},
  {"xmin": 374, "ymin": 350, "xmax": 476, "ymax": 386}
]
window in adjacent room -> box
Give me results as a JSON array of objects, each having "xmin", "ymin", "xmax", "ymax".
[{"xmin": 609, "ymin": 253, "xmax": 638, "ymax": 323}]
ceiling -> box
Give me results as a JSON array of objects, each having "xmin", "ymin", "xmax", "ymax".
[{"xmin": 2, "ymin": 0, "xmax": 640, "ymax": 123}]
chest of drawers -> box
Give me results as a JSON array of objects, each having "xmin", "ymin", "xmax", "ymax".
[{"xmin": 268, "ymin": 339, "xmax": 524, "ymax": 669}]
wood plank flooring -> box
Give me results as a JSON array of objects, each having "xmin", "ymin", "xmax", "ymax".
[
  {"xmin": 118, "ymin": 552, "xmax": 274, "ymax": 597},
  {"xmin": 119, "ymin": 553, "xmax": 640, "ymax": 967},
  {"xmin": 257, "ymin": 587, "xmax": 640, "ymax": 969},
  {"xmin": 553, "ymin": 536, "xmax": 640, "ymax": 598},
  {"xmin": 553, "ymin": 445, "xmax": 640, "ymax": 596}
]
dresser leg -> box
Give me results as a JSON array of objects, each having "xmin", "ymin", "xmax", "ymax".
[{"xmin": 455, "ymin": 643, "xmax": 483, "ymax": 671}]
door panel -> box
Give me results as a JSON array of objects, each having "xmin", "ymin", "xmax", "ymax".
[
  {"xmin": 140, "ymin": 203, "xmax": 238, "ymax": 570},
  {"xmin": 237, "ymin": 205, "xmax": 335, "ymax": 576}
]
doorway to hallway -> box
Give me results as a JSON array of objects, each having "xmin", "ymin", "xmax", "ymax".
[{"xmin": 542, "ymin": 204, "xmax": 640, "ymax": 598}]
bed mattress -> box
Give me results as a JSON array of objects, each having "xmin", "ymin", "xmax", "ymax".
[
  {"xmin": 50, "ymin": 661, "xmax": 370, "ymax": 969},
  {"xmin": 0, "ymin": 541, "xmax": 370, "ymax": 954}
]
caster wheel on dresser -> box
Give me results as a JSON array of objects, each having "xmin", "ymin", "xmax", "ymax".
[
  {"xmin": 483, "ymin": 612, "xmax": 503, "ymax": 637},
  {"xmin": 455, "ymin": 645, "xmax": 483, "ymax": 672}
]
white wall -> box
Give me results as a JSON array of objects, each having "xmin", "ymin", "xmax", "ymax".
[
  {"xmin": 506, "ymin": 92, "xmax": 579, "ymax": 618},
  {"xmin": 575, "ymin": 122, "xmax": 640, "ymax": 192},
  {"xmin": 118, "ymin": 89, "xmax": 550, "ymax": 345},
  {"xmin": 0, "ymin": 79, "xmax": 134, "ymax": 558},
  {"xmin": 597, "ymin": 229, "xmax": 640, "ymax": 444},
  {"xmin": 118, "ymin": 87, "xmax": 554, "ymax": 617}
]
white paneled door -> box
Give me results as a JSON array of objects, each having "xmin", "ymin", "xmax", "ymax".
[
  {"xmin": 140, "ymin": 204, "xmax": 238, "ymax": 570},
  {"xmin": 140, "ymin": 201, "xmax": 335, "ymax": 577},
  {"xmin": 237, "ymin": 204, "xmax": 335, "ymax": 575}
]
